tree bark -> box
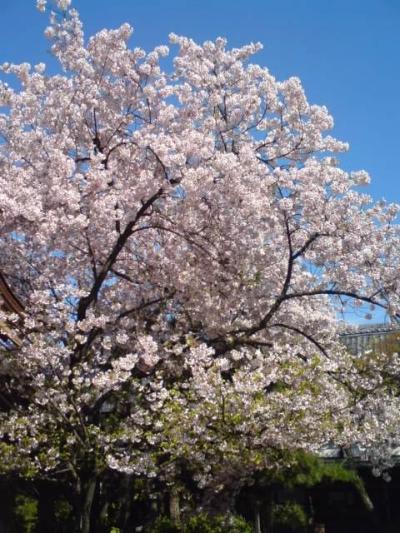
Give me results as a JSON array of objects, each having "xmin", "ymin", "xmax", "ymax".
[
  {"xmin": 120, "ymin": 475, "xmax": 134, "ymax": 533},
  {"xmin": 80, "ymin": 476, "xmax": 97, "ymax": 533},
  {"xmin": 169, "ymin": 486, "xmax": 181, "ymax": 526},
  {"xmin": 254, "ymin": 500, "xmax": 262, "ymax": 533}
]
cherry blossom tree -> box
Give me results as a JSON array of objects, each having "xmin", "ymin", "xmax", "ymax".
[{"xmin": 0, "ymin": 0, "xmax": 399, "ymax": 530}]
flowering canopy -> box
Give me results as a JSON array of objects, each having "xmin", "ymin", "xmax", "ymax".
[{"xmin": 0, "ymin": 0, "xmax": 399, "ymax": 511}]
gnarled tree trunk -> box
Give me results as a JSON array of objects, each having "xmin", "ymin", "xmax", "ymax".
[{"xmin": 79, "ymin": 476, "xmax": 97, "ymax": 533}]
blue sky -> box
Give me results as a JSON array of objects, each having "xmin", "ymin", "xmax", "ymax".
[
  {"xmin": 1, "ymin": 0, "xmax": 399, "ymax": 204},
  {"xmin": 1, "ymin": 0, "xmax": 398, "ymax": 324}
]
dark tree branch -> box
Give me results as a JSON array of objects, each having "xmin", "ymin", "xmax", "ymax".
[
  {"xmin": 76, "ymin": 187, "xmax": 164, "ymax": 322},
  {"xmin": 0, "ymin": 271, "xmax": 25, "ymax": 316},
  {"xmin": 292, "ymin": 232, "xmax": 324, "ymax": 260},
  {"xmin": 117, "ymin": 291, "xmax": 175, "ymax": 321},
  {"xmin": 283, "ymin": 289, "xmax": 388, "ymax": 310},
  {"xmin": 269, "ymin": 322, "xmax": 329, "ymax": 358},
  {"xmin": 236, "ymin": 212, "xmax": 295, "ymax": 337}
]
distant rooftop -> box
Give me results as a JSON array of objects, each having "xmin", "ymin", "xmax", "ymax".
[{"xmin": 341, "ymin": 323, "xmax": 400, "ymax": 355}]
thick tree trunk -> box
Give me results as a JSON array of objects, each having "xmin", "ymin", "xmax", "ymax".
[
  {"xmin": 80, "ymin": 476, "xmax": 97, "ymax": 533},
  {"xmin": 169, "ymin": 486, "xmax": 181, "ymax": 526},
  {"xmin": 254, "ymin": 500, "xmax": 262, "ymax": 533},
  {"xmin": 99, "ymin": 500, "xmax": 109, "ymax": 532},
  {"xmin": 120, "ymin": 475, "xmax": 134, "ymax": 533}
]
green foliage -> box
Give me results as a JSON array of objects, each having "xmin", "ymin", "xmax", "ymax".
[
  {"xmin": 150, "ymin": 516, "xmax": 180, "ymax": 533},
  {"xmin": 186, "ymin": 514, "xmax": 252, "ymax": 533},
  {"xmin": 149, "ymin": 514, "xmax": 252, "ymax": 533},
  {"xmin": 14, "ymin": 495, "xmax": 38, "ymax": 533},
  {"xmin": 264, "ymin": 449, "xmax": 369, "ymax": 499},
  {"xmin": 54, "ymin": 498, "xmax": 73, "ymax": 523},
  {"xmin": 272, "ymin": 501, "xmax": 308, "ymax": 531}
]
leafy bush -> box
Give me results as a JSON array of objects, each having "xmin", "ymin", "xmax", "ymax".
[
  {"xmin": 150, "ymin": 516, "xmax": 181, "ymax": 533},
  {"xmin": 272, "ymin": 501, "xmax": 308, "ymax": 532},
  {"xmin": 186, "ymin": 513, "xmax": 252, "ymax": 533},
  {"xmin": 14, "ymin": 495, "xmax": 38, "ymax": 533},
  {"xmin": 54, "ymin": 498, "xmax": 73, "ymax": 523},
  {"xmin": 149, "ymin": 514, "xmax": 252, "ymax": 533},
  {"xmin": 263, "ymin": 449, "xmax": 372, "ymax": 510}
]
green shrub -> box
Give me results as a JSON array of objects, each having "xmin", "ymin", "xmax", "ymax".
[
  {"xmin": 272, "ymin": 501, "xmax": 308, "ymax": 532},
  {"xmin": 14, "ymin": 495, "xmax": 38, "ymax": 533},
  {"xmin": 54, "ymin": 498, "xmax": 73, "ymax": 523},
  {"xmin": 150, "ymin": 516, "xmax": 181, "ymax": 533},
  {"xmin": 149, "ymin": 514, "xmax": 252, "ymax": 533},
  {"xmin": 186, "ymin": 513, "xmax": 252, "ymax": 533}
]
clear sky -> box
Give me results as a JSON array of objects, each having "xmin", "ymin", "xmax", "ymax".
[
  {"xmin": 1, "ymin": 0, "xmax": 398, "ymax": 324},
  {"xmin": 1, "ymin": 0, "xmax": 399, "ymax": 204},
  {"xmin": 0, "ymin": 0, "xmax": 399, "ymax": 203}
]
